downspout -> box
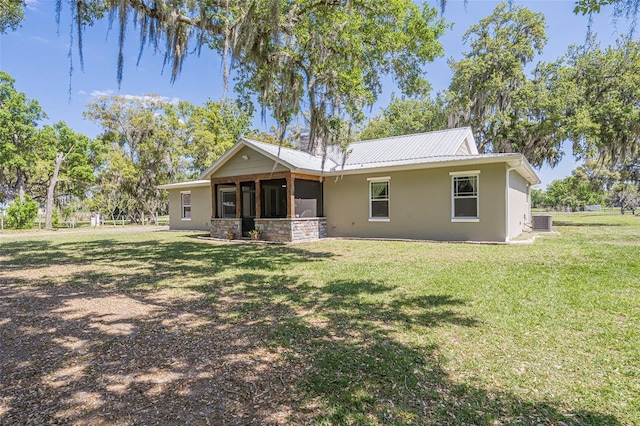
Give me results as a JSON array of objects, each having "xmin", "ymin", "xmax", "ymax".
[{"xmin": 505, "ymin": 160, "xmax": 521, "ymax": 243}]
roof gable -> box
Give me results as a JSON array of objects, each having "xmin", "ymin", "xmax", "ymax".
[{"xmin": 199, "ymin": 138, "xmax": 338, "ymax": 180}]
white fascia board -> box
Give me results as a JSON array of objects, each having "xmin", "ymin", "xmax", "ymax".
[
  {"xmin": 327, "ymin": 154, "xmax": 541, "ymax": 185},
  {"xmin": 157, "ymin": 180, "xmax": 211, "ymax": 190},
  {"xmin": 326, "ymin": 155, "xmax": 516, "ymax": 176}
]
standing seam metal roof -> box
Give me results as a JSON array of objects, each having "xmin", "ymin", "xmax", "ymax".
[
  {"xmin": 342, "ymin": 127, "xmax": 475, "ymax": 166},
  {"xmin": 243, "ymin": 138, "xmax": 339, "ymax": 171},
  {"xmin": 195, "ymin": 127, "xmax": 539, "ymax": 184}
]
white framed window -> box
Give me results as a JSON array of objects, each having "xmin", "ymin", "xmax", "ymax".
[
  {"xmin": 219, "ymin": 188, "xmax": 236, "ymax": 218},
  {"xmin": 181, "ymin": 192, "xmax": 191, "ymax": 220},
  {"xmin": 450, "ymin": 171, "xmax": 479, "ymax": 222},
  {"xmin": 368, "ymin": 177, "xmax": 390, "ymax": 221}
]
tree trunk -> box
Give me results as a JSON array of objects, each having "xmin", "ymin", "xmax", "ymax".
[
  {"xmin": 45, "ymin": 153, "xmax": 64, "ymax": 229},
  {"xmin": 16, "ymin": 169, "xmax": 26, "ymax": 203}
]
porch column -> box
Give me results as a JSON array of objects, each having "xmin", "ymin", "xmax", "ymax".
[
  {"xmin": 287, "ymin": 175, "xmax": 295, "ymax": 218},
  {"xmin": 255, "ymin": 179, "xmax": 261, "ymax": 218},
  {"xmin": 235, "ymin": 180, "xmax": 242, "ymax": 218},
  {"xmin": 211, "ymin": 181, "xmax": 218, "ymax": 218}
]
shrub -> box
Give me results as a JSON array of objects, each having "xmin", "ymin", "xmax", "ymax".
[
  {"xmin": 51, "ymin": 208, "xmax": 61, "ymax": 229},
  {"xmin": 6, "ymin": 196, "xmax": 39, "ymax": 229}
]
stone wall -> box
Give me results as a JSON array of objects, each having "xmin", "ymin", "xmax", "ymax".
[
  {"xmin": 254, "ymin": 218, "xmax": 327, "ymax": 243},
  {"xmin": 210, "ymin": 218, "xmax": 242, "ymax": 239}
]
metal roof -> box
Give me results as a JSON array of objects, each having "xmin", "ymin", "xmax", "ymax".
[
  {"xmin": 341, "ymin": 127, "xmax": 476, "ymax": 166},
  {"xmin": 244, "ymin": 138, "xmax": 339, "ymax": 172},
  {"xmin": 195, "ymin": 127, "xmax": 540, "ymax": 185}
]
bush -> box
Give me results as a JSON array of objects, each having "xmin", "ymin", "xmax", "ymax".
[
  {"xmin": 51, "ymin": 208, "xmax": 61, "ymax": 229},
  {"xmin": 6, "ymin": 196, "xmax": 39, "ymax": 229}
]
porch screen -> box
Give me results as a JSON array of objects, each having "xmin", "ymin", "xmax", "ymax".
[
  {"xmin": 294, "ymin": 179, "xmax": 323, "ymax": 217},
  {"xmin": 261, "ymin": 179, "xmax": 287, "ymax": 218}
]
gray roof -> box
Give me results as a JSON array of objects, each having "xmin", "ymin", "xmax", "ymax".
[
  {"xmin": 245, "ymin": 138, "xmax": 339, "ymax": 172},
  {"xmin": 339, "ymin": 127, "xmax": 476, "ymax": 166},
  {"xmin": 196, "ymin": 127, "xmax": 540, "ymax": 185},
  {"xmin": 235, "ymin": 127, "xmax": 475, "ymax": 173}
]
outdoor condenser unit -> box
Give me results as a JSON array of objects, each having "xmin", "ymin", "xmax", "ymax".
[{"xmin": 532, "ymin": 214, "xmax": 553, "ymax": 232}]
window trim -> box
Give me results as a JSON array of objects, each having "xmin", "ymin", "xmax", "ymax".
[
  {"xmin": 180, "ymin": 191, "xmax": 191, "ymax": 220},
  {"xmin": 368, "ymin": 176, "xmax": 390, "ymax": 222},
  {"xmin": 450, "ymin": 171, "xmax": 480, "ymax": 222}
]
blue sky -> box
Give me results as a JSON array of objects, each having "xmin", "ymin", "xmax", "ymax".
[{"xmin": 0, "ymin": 0, "xmax": 630, "ymax": 187}]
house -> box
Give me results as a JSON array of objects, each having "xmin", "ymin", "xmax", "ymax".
[{"xmin": 158, "ymin": 127, "xmax": 540, "ymax": 243}]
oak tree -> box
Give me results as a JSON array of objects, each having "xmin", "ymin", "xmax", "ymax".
[{"xmin": 0, "ymin": 71, "xmax": 45, "ymax": 202}]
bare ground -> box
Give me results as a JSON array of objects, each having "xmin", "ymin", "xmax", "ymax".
[{"xmin": 0, "ymin": 277, "xmax": 304, "ymax": 425}]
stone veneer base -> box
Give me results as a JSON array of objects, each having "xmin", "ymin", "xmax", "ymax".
[
  {"xmin": 254, "ymin": 217, "xmax": 327, "ymax": 243},
  {"xmin": 210, "ymin": 218, "xmax": 242, "ymax": 239}
]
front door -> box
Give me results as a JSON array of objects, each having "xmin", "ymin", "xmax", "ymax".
[{"xmin": 241, "ymin": 182, "xmax": 256, "ymax": 237}]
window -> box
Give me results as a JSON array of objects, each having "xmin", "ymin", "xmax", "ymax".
[
  {"xmin": 181, "ymin": 192, "xmax": 191, "ymax": 220},
  {"xmin": 451, "ymin": 171, "xmax": 479, "ymax": 221},
  {"xmin": 219, "ymin": 188, "xmax": 236, "ymax": 218},
  {"xmin": 368, "ymin": 177, "xmax": 390, "ymax": 221}
]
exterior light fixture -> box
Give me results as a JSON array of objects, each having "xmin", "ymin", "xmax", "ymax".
[{"xmin": 242, "ymin": 155, "xmax": 249, "ymax": 160}]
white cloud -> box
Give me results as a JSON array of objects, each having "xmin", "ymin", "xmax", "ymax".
[
  {"xmin": 90, "ymin": 89, "xmax": 114, "ymax": 97},
  {"xmin": 25, "ymin": 0, "xmax": 39, "ymax": 10},
  {"xmin": 88, "ymin": 91, "xmax": 181, "ymax": 105},
  {"xmin": 122, "ymin": 94, "xmax": 181, "ymax": 105},
  {"xmin": 78, "ymin": 90, "xmax": 87, "ymax": 95},
  {"xmin": 31, "ymin": 36, "xmax": 51, "ymax": 44}
]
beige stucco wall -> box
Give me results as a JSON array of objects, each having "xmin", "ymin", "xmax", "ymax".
[
  {"xmin": 324, "ymin": 163, "xmax": 508, "ymax": 242},
  {"xmin": 507, "ymin": 170, "xmax": 531, "ymax": 240},
  {"xmin": 214, "ymin": 146, "xmax": 288, "ymax": 177},
  {"xmin": 167, "ymin": 185, "xmax": 212, "ymax": 231}
]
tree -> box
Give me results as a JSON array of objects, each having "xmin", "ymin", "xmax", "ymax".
[
  {"xmin": 531, "ymin": 188, "xmax": 545, "ymax": 208},
  {"xmin": 38, "ymin": 122, "xmax": 95, "ymax": 229},
  {"xmin": 543, "ymin": 175, "xmax": 606, "ymax": 211},
  {"xmin": 359, "ymin": 95, "xmax": 448, "ymax": 141},
  {"xmin": 0, "ymin": 71, "xmax": 46, "ymax": 202},
  {"xmin": 573, "ymin": 0, "xmax": 640, "ymax": 22},
  {"xmin": 571, "ymin": 159, "xmax": 621, "ymax": 193},
  {"xmin": 178, "ymin": 98, "xmax": 252, "ymax": 176},
  {"xmin": 44, "ymin": 0, "xmax": 445, "ymax": 155},
  {"xmin": 610, "ymin": 183, "xmax": 640, "ymax": 214},
  {"xmin": 0, "ymin": 0, "xmax": 25, "ymax": 33},
  {"xmin": 447, "ymin": 3, "xmax": 566, "ymax": 168},
  {"xmin": 85, "ymin": 94, "xmax": 185, "ymax": 223},
  {"xmin": 560, "ymin": 38, "xmax": 640, "ymax": 168}
]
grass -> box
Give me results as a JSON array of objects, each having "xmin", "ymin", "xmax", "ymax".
[{"xmin": 1, "ymin": 213, "xmax": 638, "ymax": 424}]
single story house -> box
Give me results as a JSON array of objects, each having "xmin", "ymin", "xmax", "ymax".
[{"xmin": 158, "ymin": 127, "xmax": 540, "ymax": 243}]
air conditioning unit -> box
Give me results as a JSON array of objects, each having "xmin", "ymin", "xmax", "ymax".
[{"xmin": 532, "ymin": 215, "xmax": 553, "ymax": 232}]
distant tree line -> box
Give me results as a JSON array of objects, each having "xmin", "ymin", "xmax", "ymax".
[
  {"xmin": 0, "ymin": 71, "xmax": 254, "ymax": 228},
  {"xmin": 531, "ymin": 160, "xmax": 640, "ymax": 214}
]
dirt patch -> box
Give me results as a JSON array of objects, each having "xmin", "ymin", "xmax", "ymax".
[{"xmin": 0, "ymin": 283, "xmax": 302, "ymax": 425}]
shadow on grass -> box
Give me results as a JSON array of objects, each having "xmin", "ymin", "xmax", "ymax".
[{"xmin": 0, "ymin": 234, "xmax": 622, "ymax": 425}]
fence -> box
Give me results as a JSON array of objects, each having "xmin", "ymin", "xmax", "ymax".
[
  {"xmin": 533, "ymin": 207, "xmax": 632, "ymax": 217},
  {"xmin": 0, "ymin": 214, "xmax": 169, "ymax": 232}
]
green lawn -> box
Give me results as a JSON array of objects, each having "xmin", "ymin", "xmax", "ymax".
[{"xmin": 1, "ymin": 213, "xmax": 638, "ymax": 425}]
